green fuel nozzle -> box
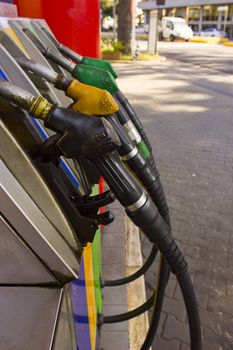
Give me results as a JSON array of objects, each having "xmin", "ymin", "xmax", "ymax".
[
  {"xmin": 38, "ymin": 25, "xmax": 118, "ymax": 78},
  {"xmin": 43, "ymin": 47, "xmax": 119, "ymax": 93},
  {"xmin": 57, "ymin": 43, "xmax": 118, "ymax": 79}
]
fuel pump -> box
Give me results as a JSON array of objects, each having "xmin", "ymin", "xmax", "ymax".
[
  {"xmin": 9, "ymin": 57, "xmax": 171, "ymax": 333},
  {"xmin": 0, "ymin": 79, "xmax": 202, "ymax": 350}
]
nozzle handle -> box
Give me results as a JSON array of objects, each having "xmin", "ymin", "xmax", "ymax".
[
  {"xmin": 45, "ymin": 106, "xmax": 121, "ymax": 159},
  {"xmin": 58, "ymin": 43, "xmax": 83, "ymax": 63},
  {"xmin": 44, "ymin": 47, "xmax": 76, "ymax": 73}
]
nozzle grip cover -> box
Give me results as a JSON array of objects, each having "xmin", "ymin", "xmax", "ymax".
[
  {"xmin": 45, "ymin": 106, "xmax": 121, "ymax": 159},
  {"xmin": 73, "ymin": 64, "xmax": 119, "ymax": 95},
  {"xmin": 81, "ymin": 57, "xmax": 118, "ymax": 79}
]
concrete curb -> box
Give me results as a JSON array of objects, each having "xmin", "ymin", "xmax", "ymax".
[
  {"xmin": 223, "ymin": 41, "xmax": 233, "ymax": 47},
  {"xmin": 125, "ymin": 215, "xmax": 152, "ymax": 350},
  {"xmin": 190, "ymin": 36, "xmax": 229, "ymax": 44},
  {"xmin": 103, "ymin": 56, "xmax": 166, "ymax": 65}
]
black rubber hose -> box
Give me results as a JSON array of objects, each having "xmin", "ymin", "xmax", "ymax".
[
  {"xmin": 104, "ymin": 245, "xmax": 158, "ymax": 287},
  {"xmin": 102, "ymin": 117, "xmax": 169, "ymax": 287},
  {"xmin": 101, "ymin": 293, "xmax": 154, "ymax": 324},
  {"xmin": 115, "ymin": 90, "xmax": 153, "ymax": 152},
  {"xmin": 178, "ymin": 271, "xmax": 202, "ymax": 350},
  {"xmin": 140, "ymin": 258, "xmax": 169, "ymax": 350}
]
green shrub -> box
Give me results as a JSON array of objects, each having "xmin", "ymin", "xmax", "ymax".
[{"xmin": 101, "ymin": 38, "xmax": 124, "ymax": 53}]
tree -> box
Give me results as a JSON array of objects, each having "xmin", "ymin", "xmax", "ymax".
[
  {"xmin": 117, "ymin": 0, "xmax": 131, "ymax": 54},
  {"xmin": 101, "ymin": 0, "xmax": 113, "ymax": 16}
]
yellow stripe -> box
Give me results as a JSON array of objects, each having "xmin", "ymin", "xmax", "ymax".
[
  {"xmin": 83, "ymin": 244, "xmax": 97, "ymax": 350},
  {"xmin": 5, "ymin": 27, "xmax": 29, "ymax": 56}
]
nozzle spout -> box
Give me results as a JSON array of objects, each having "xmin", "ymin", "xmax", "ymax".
[
  {"xmin": 0, "ymin": 79, "xmax": 35, "ymax": 110},
  {"xmin": 44, "ymin": 47, "xmax": 76, "ymax": 73},
  {"xmin": 16, "ymin": 57, "xmax": 58, "ymax": 84},
  {"xmin": 58, "ymin": 43, "xmax": 83, "ymax": 63},
  {"xmin": 41, "ymin": 26, "xmax": 59, "ymax": 47},
  {"xmin": 0, "ymin": 79, "xmax": 53, "ymax": 120}
]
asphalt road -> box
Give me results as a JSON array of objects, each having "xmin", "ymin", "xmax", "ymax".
[
  {"xmin": 138, "ymin": 40, "xmax": 233, "ymax": 74},
  {"xmin": 112, "ymin": 46, "xmax": 233, "ymax": 349}
]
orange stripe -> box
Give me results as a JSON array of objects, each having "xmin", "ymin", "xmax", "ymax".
[
  {"xmin": 83, "ymin": 244, "xmax": 97, "ymax": 350},
  {"xmin": 5, "ymin": 27, "xmax": 29, "ymax": 56}
]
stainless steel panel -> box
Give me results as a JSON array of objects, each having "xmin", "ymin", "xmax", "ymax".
[
  {"xmin": 0, "ymin": 39, "xmax": 86, "ymax": 194},
  {"xmin": 0, "ymin": 158, "xmax": 79, "ymax": 284},
  {"xmin": 0, "ymin": 287, "xmax": 62, "ymax": 350},
  {"xmin": 0, "ymin": 216, "xmax": 57, "ymax": 284},
  {"xmin": 8, "ymin": 19, "xmax": 71, "ymax": 106},
  {"xmin": 30, "ymin": 20, "xmax": 72, "ymax": 80},
  {"xmin": 52, "ymin": 286, "xmax": 77, "ymax": 350},
  {"xmin": 0, "ymin": 27, "xmax": 62, "ymax": 105},
  {"xmin": 0, "ymin": 121, "xmax": 81, "ymax": 254}
]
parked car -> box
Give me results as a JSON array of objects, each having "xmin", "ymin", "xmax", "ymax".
[
  {"xmin": 199, "ymin": 28, "xmax": 227, "ymax": 38},
  {"xmin": 136, "ymin": 24, "xmax": 149, "ymax": 34}
]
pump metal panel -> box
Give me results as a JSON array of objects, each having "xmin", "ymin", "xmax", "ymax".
[
  {"xmin": 19, "ymin": 18, "xmax": 71, "ymax": 79},
  {"xmin": 0, "ymin": 159, "xmax": 79, "ymax": 284},
  {"xmin": 0, "ymin": 26, "xmax": 61, "ymax": 105},
  {"xmin": 7, "ymin": 19, "xmax": 71, "ymax": 106},
  {"xmin": 0, "ymin": 287, "xmax": 62, "ymax": 350},
  {"xmin": 52, "ymin": 286, "xmax": 77, "ymax": 350},
  {"xmin": 0, "ymin": 216, "xmax": 57, "ymax": 284},
  {"xmin": 0, "ymin": 38, "xmax": 86, "ymax": 196},
  {"xmin": 30, "ymin": 20, "xmax": 72, "ymax": 80},
  {"xmin": 0, "ymin": 121, "xmax": 81, "ymax": 253}
]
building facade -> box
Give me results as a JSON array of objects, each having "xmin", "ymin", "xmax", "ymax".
[{"xmin": 139, "ymin": 0, "xmax": 233, "ymax": 38}]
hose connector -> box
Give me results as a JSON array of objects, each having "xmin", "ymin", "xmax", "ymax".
[{"xmin": 29, "ymin": 96, "xmax": 53, "ymax": 120}]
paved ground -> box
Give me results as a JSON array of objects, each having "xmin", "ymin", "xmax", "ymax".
[
  {"xmin": 112, "ymin": 48, "xmax": 233, "ymax": 350},
  {"xmin": 100, "ymin": 201, "xmax": 129, "ymax": 350},
  {"xmin": 138, "ymin": 40, "xmax": 233, "ymax": 74}
]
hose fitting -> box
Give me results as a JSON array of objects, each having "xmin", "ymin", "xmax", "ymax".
[{"xmin": 29, "ymin": 96, "xmax": 53, "ymax": 120}]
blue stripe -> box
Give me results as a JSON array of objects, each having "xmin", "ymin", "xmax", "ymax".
[
  {"xmin": 0, "ymin": 71, "xmax": 79, "ymax": 187},
  {"xmin": 70, "ymin": 258, "xmax": 92, "ymax": 350},
  {"xmin": 0, "ymin": 70, "xmax": 8, "ymax": 80}
]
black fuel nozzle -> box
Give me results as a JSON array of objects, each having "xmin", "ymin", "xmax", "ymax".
[
  {"xmin": 45, "ymin": 106, "xmax": 121, "ymax": 159},
  {"xmin": 0, "ymin": 79, "xmax": 121, "ymax": 159}
]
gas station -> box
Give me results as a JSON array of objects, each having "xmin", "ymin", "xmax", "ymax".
[{"xmin": 0, "ymin": 1, "xmax": 203, "ymax": 350}]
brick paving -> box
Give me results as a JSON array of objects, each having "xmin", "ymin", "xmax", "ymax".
[{"xmin": 114, "ymin": 58, "xmax": 233, "ymax": 349}]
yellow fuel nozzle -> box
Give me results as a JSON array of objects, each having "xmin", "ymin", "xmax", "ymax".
[{"xmin": 66, "ymin": 80, "xmax": 119, "ymax": 116}]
